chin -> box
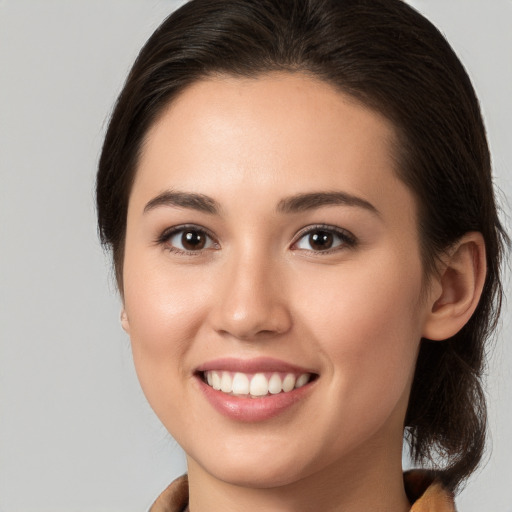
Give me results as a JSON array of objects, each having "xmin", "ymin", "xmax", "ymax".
[
  {"xmin": 209, "ymin": 460, "xmax": 309, "ymax": 489},
  {"xmin": 187, "ymin": 440, "xmax": 316, "ymax": 489}
]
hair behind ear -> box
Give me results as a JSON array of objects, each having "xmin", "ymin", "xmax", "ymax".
[{"xmin": 407, "ymin": 232, "xmax": 491, "ymax": 491}]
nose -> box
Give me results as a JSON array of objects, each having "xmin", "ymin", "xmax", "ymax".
[{"xmin": 210, "ymin": 252, "xmax": 292, "ymax": 341}]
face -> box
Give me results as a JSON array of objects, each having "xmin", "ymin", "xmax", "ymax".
[{"xmin": 122, "ymin": 73, "xmax": 433, "ymax": 488}]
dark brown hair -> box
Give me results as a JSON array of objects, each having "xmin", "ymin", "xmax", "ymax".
[{"xmin": 96, "ymin": 0, "xmax": 507, "ymax": 491}]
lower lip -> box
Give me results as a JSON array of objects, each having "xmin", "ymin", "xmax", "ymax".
[{"xmin": 196, "ymin": 376, "xmax": 316, "ymax": 422}]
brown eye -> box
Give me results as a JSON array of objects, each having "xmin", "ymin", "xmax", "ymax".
[
  {"xmin": 293, "ymin": 226, "xmax": 356, "ymax": 253},
  {"xmin": 308, "ymin": 231, "xmax": 334, "ymax": 250},
  {"xmin": 164, "ymin": 226, "xmax": 216, "ymax": 253},
  {"xmin": 181, "ymin": 230, "xmax": 207, "ymax": 250}
]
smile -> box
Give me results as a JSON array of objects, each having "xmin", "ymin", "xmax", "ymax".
[
  {"xmin": 203, "ymin": 371, "xmax": 313, "ymax": 397},
  {"xmin": 195, "ymin": 358, "xmax": 318, "ymax": 421}
]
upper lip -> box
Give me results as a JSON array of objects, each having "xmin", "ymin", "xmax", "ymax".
[{"xmin": 195, "ymin": 357, "xmax": 316, "ymax": 375}]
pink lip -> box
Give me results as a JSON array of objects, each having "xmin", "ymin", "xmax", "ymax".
[
  {"xmin": 194, "ymin": 357, "xmax": 318, "ymax": 423},
  {"xmin": 196, "ymin": 357, "xmax": 314, "ymax": 374}
]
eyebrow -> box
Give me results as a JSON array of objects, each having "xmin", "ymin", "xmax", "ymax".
[
  {"xmin": 144, "ymin": 191, "xmax": 221, "ymax": 215},
  {"xmin": 143, "ymin": 190, "xmax": 379, "ymax": 216},
  {"xmin": 276, "ymin": 191, "xmax": 379, "ymax": 216}
]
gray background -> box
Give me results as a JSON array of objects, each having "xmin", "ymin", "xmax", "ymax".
[{"xmin": 0, "ymin": 1, "xmax": 510, "ymax": 511}]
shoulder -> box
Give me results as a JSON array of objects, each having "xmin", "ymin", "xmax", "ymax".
[
  {"xmin": 148, "ymin": 474, "xmax": 189, "ymax": 512},
  {"xmin": 148, "ymin": 471, "xmax": 456, "ymax": 512},
  {"xmin": 405, "ymin": 470, "xmax": 456, "ymax": 512}
]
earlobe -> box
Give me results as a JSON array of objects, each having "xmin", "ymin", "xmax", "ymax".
[
  {"xmin": 422, "ymin": 232, "xmax": 486, "ymax": 341},
  {"xmin": 120, "ymin": 308, "xmax": 130, "ymax": 334}
]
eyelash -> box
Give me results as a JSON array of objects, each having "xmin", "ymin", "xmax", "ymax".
[
  {"xmin": 291, "ymin": 224, "xmax": 357, "ymax": 254},
  {"xmin": 156, "ymin": 224, "xmax": 219, "ymax": 255},
  {"xmin": 156, "ymin": 224, "xmax": 357, "ymax": 256}
]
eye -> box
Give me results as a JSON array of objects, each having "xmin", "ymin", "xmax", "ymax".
[
  {"xmin": 158, "ymin": 225, "xmax": 218, "ymax": 254},
  {"xmin": 292, "ymin": 225, "xmax": 356, "ymax": 253}
]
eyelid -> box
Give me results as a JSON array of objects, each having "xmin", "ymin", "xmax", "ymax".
[
  {"xmin": 291, "ymin": 224, "xmax": 357, "ymax": 253},
  {"xmin": 156, "ymin": 224, "xmax": 220, "ymax": 254},
  {"xmin": 155, "ymin": 223, "xmax": 356, "ymax": 255}
]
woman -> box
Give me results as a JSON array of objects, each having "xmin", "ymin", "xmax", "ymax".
[{"xmin": 96, "ymin": 0, "xmax": 507, "ymax": 510}]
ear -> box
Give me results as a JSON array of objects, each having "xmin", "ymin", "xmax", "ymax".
[
  {"xmin": 120, "ymin": 308, "xmax": 130, "ymax": 334},
  {"xmin": 422, "ymin": 232, "xmax": 486, "ymax": 341}
]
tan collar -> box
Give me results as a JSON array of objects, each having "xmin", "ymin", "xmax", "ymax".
[
  {"xmin": 405, "ymin": 470, "xmax": 456, "ymax": 512},
  {"xmin": 149, "ymin": 475, "xmax": 189, "ymax": 512},
  {"xmin": 150, "ymin": 472, "xmax": 455, "ymax": 512}
]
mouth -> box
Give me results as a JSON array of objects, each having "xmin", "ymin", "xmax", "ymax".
[
  {"xmin": 195, "ymin": 361, "xmax": 319, "ymax": 421},
  {"xmin": 200, "ymin": 370, "xmax": 315, "ymax": 398}
]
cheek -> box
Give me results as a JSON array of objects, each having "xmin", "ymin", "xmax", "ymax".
[
  {"xmin": 124, "ymin": 240, "xmax": 213, "ymax": 340},
  {"xmin": 122, "ymin": 254, "xmax": 213, "ymax": 405},
  {"xmin": 296, "ymin": 250, "xmax": 424, "ymax": 411}
]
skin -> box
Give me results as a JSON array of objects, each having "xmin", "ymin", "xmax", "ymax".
[{"xmin": 120, "ymin": 73, "xmax": 485, "ymax": 512}]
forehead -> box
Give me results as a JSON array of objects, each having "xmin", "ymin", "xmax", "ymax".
[{"xmin": 133, "ymin": 72, "xmax": 414, "ymax": 222}]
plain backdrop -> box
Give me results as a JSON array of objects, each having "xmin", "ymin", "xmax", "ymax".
[{"xmin": 0, "ymin": 1, "xmax": 510, "ymax": 511}]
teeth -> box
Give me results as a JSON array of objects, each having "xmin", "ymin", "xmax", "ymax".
[
  {"xmin": 282, "ymin": 373, "xmax": 296, "ymax": 392},
  {"xmin": 204, "ymin": 370, "xmax": 312, "ymax": 397},
  {"xmin": 295, "ymin": 373, "xmax": 309, "ymax": 388},
  {"xmin": 212, "ymin": 371, "xmax": 221, "ymax": 390},
  {"xmin": 220, "ymin": 372, "xmax": 232, "ymax": 393},
  {"xmin": 249, "ymin": 373, "xmax": 268, "ymax": 396},
  {"xmin": 232, "ymin": 372, "xmax": 250, "ymax": 395},
  {"xmin": 268, "ymin": 373, "xmax": 282, "ymax": 394}
]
